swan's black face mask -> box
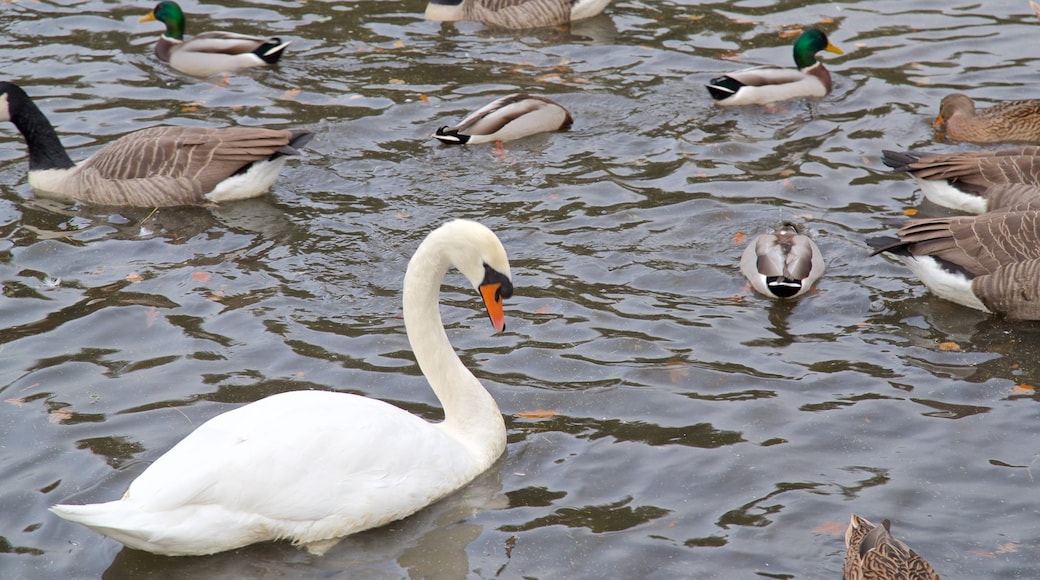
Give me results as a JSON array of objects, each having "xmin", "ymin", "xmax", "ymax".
[
  {"xmin": 479, "ymin": 263, "xmax": 513, "ymax": 333},
  {"xmin": 481, "ymin": 263, "xmax": 513, "ymax": 301}
]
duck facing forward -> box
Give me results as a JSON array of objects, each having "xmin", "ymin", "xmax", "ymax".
[
  {"xmin": 843, "ymin": 514, "xmax": 940, "ymax": 580},
  {"xmin": 740, "ymin": 223, "xmax": 825, "ymax": 299},
  {"xmin": 51, "ymin": 219, "xmax": 514, "ymax": 556},
  {"xmin": 934, "ymin": 93, "xmax": 1040, "ymax": 145},
  {"xmin": 433, "ymin": 93, "xmax": 573, "ymax": 145},
  {"xmin": 707, "ymin": 29, "xmax": 843, "ymax": 106},
  {"xmin": 140, "ymin": 1, "xmax": 290, "ymax": 77},
  {"xmin": 425, "ymin": 0, "xmax": 611, "ymax": 29},
  {"xmin": 0, "ymin": 81, "xmax": 311, "ymax": 207}
]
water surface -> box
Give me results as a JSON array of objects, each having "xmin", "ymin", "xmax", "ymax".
[{"xmin": 2, "ymin": 0, "xmax": 1039, "ymax": 577}]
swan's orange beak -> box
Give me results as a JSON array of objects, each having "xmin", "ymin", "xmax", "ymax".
[
  {"xmin": 139, "ymin": 12, "xmax": 156, "ymax": 23},
  {"xmin": 480, "ymin": 282, "xmax": 507, "ymax": 333}
]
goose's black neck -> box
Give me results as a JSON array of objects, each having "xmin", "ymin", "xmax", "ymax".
[{"xmin": 0, "ymin": 82, "xmax": 75, "ymax": 171}]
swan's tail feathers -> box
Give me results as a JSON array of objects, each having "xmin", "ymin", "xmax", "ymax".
[{"xmin": 50, "ymin": 501, "xmax": 165, "ymax": 552}]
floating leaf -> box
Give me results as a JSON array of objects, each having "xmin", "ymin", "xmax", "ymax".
[
  {"xmin": 192, "ymin": 271, "xmax": 211, "ymax": 283},
  {"xmin": 48, "ymin": 408, "xmax": 73, "ymax": 424},
  {"xmin": 903, "ymin": 208, "xmax": 919, "ymax": 216},
  {"xmin": 281, "ymin": 88, "xmax": 302, "ymax": 100},
  {"xmin": 1011, "ymin": 384, "xmax": 1035, "ymax": 394},
  {"xmin": 126, "ymin": 272, "xmax": 144, "ymax": 283},
  {"xmin": 516, "ymin": 409, "xmax": 558, "ymax": 419},
  {"xmin": 996, "ymin": 541, "xmax": 1019, "ymax": 554},
  {"xmin": 938, "ymin": 341, "xmax": 960, "ymax": 351},
  {"xmin": 732, "ymin": 231, "xmax": 747, "ymax": 245},
  {"xmin": 813, "ymin": 521, "xmax": 848, "ymax": 536}
]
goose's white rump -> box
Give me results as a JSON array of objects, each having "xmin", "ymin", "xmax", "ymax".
[{"xmin": 51, "ymin": 219, "xmax": 514, "ymax": 556}]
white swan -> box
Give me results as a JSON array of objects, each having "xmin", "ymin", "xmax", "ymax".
[{"xmin": 50, "ymin": 219, "xmax": 514, "ymax": 556}]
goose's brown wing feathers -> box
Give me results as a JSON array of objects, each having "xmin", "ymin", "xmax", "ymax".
[{"xmin": 71, "ymin": 127, "xmax": 297, "ymax": 206}]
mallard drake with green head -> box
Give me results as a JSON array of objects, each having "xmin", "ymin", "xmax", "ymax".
[
  {"xmin": 882, "ymin": 148, "xmax": 1040, "ymax": 213},
  {"xmin": 425, "ymin": 0, "xmax": 611, "ymax": 29},
  {"xmin": 140, "ymin": 1, "xmax": 290, "ymax": 77},
  {"xmin": 934, "ymin": 93, "xmax": 1040, "ymax": 145},
  {"xmin": 843, "ymin": 514, "xmax": 940, "ymax": 580},
  {"xmin": 739, "ymin": 222, "xmax": 825, "ymax": 299},
  {"xmin": 0, "ymin": 81, "xmax": 312, "ymax": 207},
  {"xmin": 707, "ymin": 29, "xmax": 843, "ymax": 106},
  {"xmin": 433, "ymin": 94, "xmax": 573, "ymax": 145},
  {"xmin": 868, "ymin": 210, "xmax": 1040, "ymax": 319}
]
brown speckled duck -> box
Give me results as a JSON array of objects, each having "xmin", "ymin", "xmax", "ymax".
[
  {"xmin": 934, "ymin": 94, "xmax": 1040, "ymax": 145},
  {"xmin": 844, "ymin": 514, "xmax": 940, "ymax": 580}
]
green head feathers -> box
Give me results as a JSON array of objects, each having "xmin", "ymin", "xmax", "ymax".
[
  {"xmin": 792, "ymin": 29, "xmax": 843, "ymax": 69},
  {"xmin": 140, "ymin": 1, "xmax": 186, "ymax": 40}
]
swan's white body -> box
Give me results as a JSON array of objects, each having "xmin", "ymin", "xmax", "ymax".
[{"xmin": 51, "ymin": 219, "xmax": 513, "ymax": 556}]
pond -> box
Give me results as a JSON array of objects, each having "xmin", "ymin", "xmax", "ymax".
[{"xmin": 1, "ymin": 0, "xmax": 1039, "ymax": 577}]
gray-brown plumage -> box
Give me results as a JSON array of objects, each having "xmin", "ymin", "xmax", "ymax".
[
  {"xmin": 868, "ymin": 210, "xmax": 1040, "ymax": 319},
  {"xmin": 934, "ymin": 93, "xmax": 1040, "ymax": 145},
  {"xmin": 843, "ymin": 514, "xmax": 940, "ymax": 580},
  {"xmin": 433, "ymin": 94, "xmax": 573, "ymax": 145},
  {"xmin": 0, "ymin": 81, "xmax": 311, "ymax": 207},
  {"xmin": 424, "ymin": 0, "xmax": 611, "ymax": 29},
  {"xmin": 740, "ymin": 222, "xmax": 824, "ymax": 299},
  {"xmin": 882, "ymin": 148, "xmax": 1040, "ymax": 213}
]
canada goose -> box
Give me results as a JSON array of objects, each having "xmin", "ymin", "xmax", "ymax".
[
  {"xmin": 740, "ymin": 223, "xmax": 825, "ymax": 299},
  {"xmin": 140, "ymin": 1, "xmax": 290, "ymax": 77},
  {"xmin": 433, "ymin": 93, "xmax": 573, "ymax": 145},
  {"xmin": 51, "ymin": 219, "xmax": 514, "ymax": 556},
  {"xmin": 882, "ymin": 148, "xmax": 1040, "ymax": 213},
  {"xmin": 934, "ymin": 93, "xmax": 1040, "ymax": 145},
  {"xmin": 0, "ymin": 81, "xmax": 311, "ymax": 207},
  {"xmin": 424, "ymin": 0, "xmax": 611, "ymax": 29},
  {"xmin": 843, "ymin": 514, "xmax": 941, "ymax": 580},
  {"xmin": 868, "ymin": 209, "xmax": 1040, "ymax": 319},
  {"xmin": 706, "ymin": 29, "xmax": 844, "ymax": 106}
]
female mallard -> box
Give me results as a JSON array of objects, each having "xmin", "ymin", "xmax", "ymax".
[
  {"xmin": 425, "ymin": 0, "xmax": 611, "ymax": 29},
  {"xmin": 140, "ymin": 1, "xmax": 290, "ymax": 77},
  {"xmin": 934, "ymin": 93, "xmax": 1040, "ymax": 144},
  {"xmin": 0, "ymin": 81, "xmax": 312, "ymax": 207},
  {"xmin": 433, "ymin": 94, "xmax": 573, "ymax": 145},
  {"xmin": 843, "ymin": 514, "xmax": 941, "ymax": 580},
  {"xmin": 882, "ymin": 148, "xmax": 1040, "ymax": 213},
  {"xmin": 868, "ymin": 210, "xmax": 1040, "ymax": 319},
  {"xmin": 51, "ymin": 220, "xmax": 513, "ymax": 556},
  {"xmin": 740, "ymin": 223, "xmax": 825, "ymax": 299},
  {"xmin": 707, "ymin": 29, "xmax": 843, "ymax": 106}
]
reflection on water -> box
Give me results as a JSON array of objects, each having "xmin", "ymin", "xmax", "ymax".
[{"xmin": 2, "ymin": 0, "xmax": 1040, "ymax": 577}]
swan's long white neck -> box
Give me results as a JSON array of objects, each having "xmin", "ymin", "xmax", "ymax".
[{"xmin": 402, "ymin": 231, "xmax": 506, "ymax": 467}]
